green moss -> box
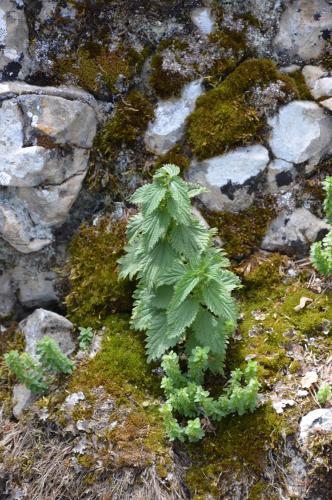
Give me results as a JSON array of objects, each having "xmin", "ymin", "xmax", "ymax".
[
  {"xmin": 0, "ymin": 325, "xmax": 25, "ymax": 415},
  {"xmin": 186, "ymin": 404, "xmax": 284, "ymax": 498},
  {"xmin": 229, "ymin": 256, "xmax": 332, "ymax": 381},
  {"xmin": 204, "ymin": 197, "xmax": 277, "ymax": 260},
  {"xmin": 96, "ymin": 91, "xmax": 154, "ymax": 154},
  {"xmin": 67, "ymin": 314, "xmax": 172, "ymax": 472},
  {"xmin": 288, "ymin": 69, "xmax": 313, "ymax": 100},
  {"xmin": 65, "ymin": 218, "xmax": 134, "ymax": 328},
  {"xmin": 187, "ymin": 58, "xmax": 298, "ymax": 160},
  {"xmin": 149, "ymin": 40, "xmax": 191, "ymax": 99},
  {"xmin": 55, "ymin": 44, "xmax": 145, "ymax": 96}
]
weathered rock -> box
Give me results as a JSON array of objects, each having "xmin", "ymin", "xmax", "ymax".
[
  {"xmin": 0, "ymin": 0, "xmax": 31, "ymax": 80},
  {"xmin": 12, "ymin": 384, "xmax": 35, "ymax": 420},
  {"xmin": 186, "ymin": 145, "xmax": 269, "ymax": 212},
  {"xmin": 302, "ymin": 65, "xmax": 332, "ymax": 100},
  {"xmin": 191, "ymin": 8, "xmax": 215, "ymax": 35},
  {"xmin": 0, "ymin": 198, "xmax": 53, "ymax": 254},
  {"xmin": 267, "ymin": 159, "xmax": 295, "ymax": 193},
  {"xmin": 320, "ymin": 97, "xmax": 332, "ymax": 113},
  {"xmin": 19, "ymin": 94, "xmax": 97, "ymax": 149},
  {"xmin": 145, "ymin": 79, "xmax": 203, "ymax": 155},
  {"xmin": 0, "ymin": 85, "xmax": 97, "ymax": 253},
  {"xmin": 273, "ymin": 0, "xmax": 332, "ymax": 61},
  {"xmin": 268, "ymin": 101, "xmax": 332, "ymax": 166},
  {"xmin": 299, "ymin": 408, "xmax": 332, "ymax": 445},
  {"xmin": 261, "ymin": 208, "xmax": 329, "ymax": 256},
  {"xmin": 19, "ymin": 308, "xmax": 75, "ymax": 358},
  {"xmin": 0, "ymin": 271, "xmax": 15, "ymax": 318}
]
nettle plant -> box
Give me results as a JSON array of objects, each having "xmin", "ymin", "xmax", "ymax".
[
  {"xmin": 119, "ymin": 164, "xmax": 259, "ymax": 441},
  {"xmin": 311, "ymin": 176, "xmax": 332, "ymax": 275},
  {"xmin": 5, "ymin": 336, "xmax": 74, "ymax": 395}
]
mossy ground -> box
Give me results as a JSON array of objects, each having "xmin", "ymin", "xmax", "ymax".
[
  {"xmin": 65, "ymin": 314, "xmax": 173, "ymax": 478},
  {"xmin": 0, "ymin": 324, "xmax": 24, "ymax": 416},
  {"xmin": 54, "ymin": 43, "xmax": 145, "ymax": 96},
  {"xmin": 65, "ymin": 217, "xmax": 134, "ymax": 328},
  {"xmin": 185, "ymin": 254, "xmax": 332, "ymax": 497},
  {"xmin": 187, "ymin": 58, "xmax": 298, "ymax": 160}
]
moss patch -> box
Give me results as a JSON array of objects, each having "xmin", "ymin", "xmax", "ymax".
[
  {"xmin": 65, "ymin": 218, "xmax": 134, "ymax": 328},
  {"xmin": 186, "ymin": 404, "xmax": 284, "ymax": 499},
  {"xmin": 187, "ymin": 58, "xmax": 298, "ymax": 160},
  {"xmin": 67, "ymin": 314, "xmax": 172, "ymax": 473},
  {"xmin": 288, "ymin": 69, "xmax": 313, "ymax": 100},
  {"xmin": 204, "ymin": 196, "xmax": 277, "ymax": 260},
  {"xmin": 55, "ymin": 44, "xmax": 145, "ymax": 96},
  {"xmin": 96, "ymin": 91, "xmax": 154, "ymax": 155},
  {"xmin": 0, "ymin": 324, "xmax": 25, "ymax": 416}
]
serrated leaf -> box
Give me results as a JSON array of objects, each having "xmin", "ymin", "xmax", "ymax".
[
  {"xmin": 168, "ymin": 272, "xmax": 200, "ymax": 310},
  {"xmin": 170, "ymin": 220, "xmax": 209, "ymax": 260},
  {"xmin": 157, "ymin": 260, "xmax": 187, "ymax": 286},
  {"xmin": 140, "ymin": 240, "xmax": 177, "ymax": 286},
  {"xmin": 201, "ymin": 282, "xmax": 237, "ymax": 321},
  {"xmin": 151, "ymin": 285, "xmax": 174, "ymax": 309},
  {"xmin": 146, "ymin": 314, "xmax": 178, "ymax": 361},
  {"xmin": 154, "ymin": 163, "xmax": 180, "ymax": 179},
  {"xmin": 167, "ymin": 298, "xmax": 199, "ymax": 338},
  {"xmin": 126, "ymin": 212, "xmax": 144, "ymax": 240},
  {"xmin": 130, "ymin": 183, "xmax": 166, "ymax": 215},
  {"xmin": 142, "ymin": 210, "xmax": 171, "ymax": 251},
  {"xmin": 192, "ymin": 308, "xmax": 230, "ymax": 358}
]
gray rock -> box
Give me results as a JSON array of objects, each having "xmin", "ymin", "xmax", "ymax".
[
  {"xmin": 19, "ymin": 94, "xmax": 97, "ymax": 149},
  {"xmin": 261, "ymin": 208, "xmax": 329, "ymax": 256},
  {"xmin": 19, "ymin": 308, "xmax": 75, "ymax": 359},
  {"xmin": 268, "ymin": 101, "xmax": 332, "ymax": 165},
  {"xmin": 12, "ymin": 384, "xmax": 35, "ymax": 420},
  {"xmin": 302, "ymin": 65, "xmax": 332, "ymax": 100},
  {"xmin": 145, "ymin": 79, "xmax": 203, "ymax": 155},
  {"xmin": 186, "ymin": 145, "xmax": 269, "ymax": 212},
  {"xmin": 0, "ymin": 271, "xmax": 15, "ymax": 318},
  {"xmin": 320, "ymin": 97, "xmax": 332, "ymax": 113},
  {"xmin": 299, "ymin": 408, "xmax": 332, "ymax": 445},
  {"xmin": 0, "ymin": 199, "xmax": 53, "ymax": 254},
  {"xmin": 0, "ymin": 85, "xmax": 97, "ymax": 253},
  {"xmin": 273, "ymin": 0, "xmax": 332, "ymax": 61},
  {"xmin": 0, "ymin": 0, "xmax": 31, "ymax": 80},
  {"xmin": 267, "ymin": 159, "xmax": 295, "ymax": 193}
]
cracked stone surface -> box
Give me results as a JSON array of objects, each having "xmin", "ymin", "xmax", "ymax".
[
  {"xmin": 0, "ymin": 0, "xmax": 31, "ymax": 80},
  {"xmin": 268, "ymin": 101, "xmax": 332, "ymax": 166},
  {"xmin": 0, "ymin": 84, "xmax": 97, "ymax": 254}
]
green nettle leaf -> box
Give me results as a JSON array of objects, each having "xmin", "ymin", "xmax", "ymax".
[
  {"xmin": 311, "ymin": 176, "xmax": 332, "ymax": 276},
  {"xmin": 167, "ymin": 298, "xmax": 200, "ymax": 339},
  {"xmin": 118, "ymin": 164, "xmax": 257, "ymax": 442}
]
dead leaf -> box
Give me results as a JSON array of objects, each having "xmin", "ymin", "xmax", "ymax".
[
  {"xmin": 300, "ymin": 370, "xmax": 318, "ymax": 389},
  {"xmin": 294, "ymin": 296, "xmax": 313, "ymax": 312}
]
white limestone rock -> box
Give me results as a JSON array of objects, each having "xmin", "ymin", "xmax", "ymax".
[
  {"xmin": 12, "ymin": 384, "xmax": 35, "ymax": 420},
  {"xmin": 273, "ymin": 0, "xmax": 332, "ymax": 61},
  {"xmin": 299, "ymin": 409, "xmax": 332, "ymax": 445},
  {"xmin": 268, "ymin": 101, "xmax": 332, "ymax": 166},
  {"xmin": 302, "ymin": 65, "xmax": 332, "ymax": 100},
  {"xmin": 191, "ymin": 8, "xmax": 215, "ymax": 35},
  {"xmin": 0, "ymin": 85, "xmax": 97, "ymax": 253},
  {"xmin": 0, "ymin": 0, "xmax": 31, "ymax": 80},
  {"xmin": 186, "ymin": 145, "xmax": 269, "ymax": 212},
  {"xmin": 262, "ymin": 208, "xmax": 329, "ymax": 256},
  {"xmin": 145, "ymin": 79, "xmax": 203, "ymax": 155},
  {"xmin": 19, "ymin": 308, "xmax": 75, "ymax": 359},
  {"xmin": 267, "ymin": 159, "xmax": 295, "ymax": 193}
]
